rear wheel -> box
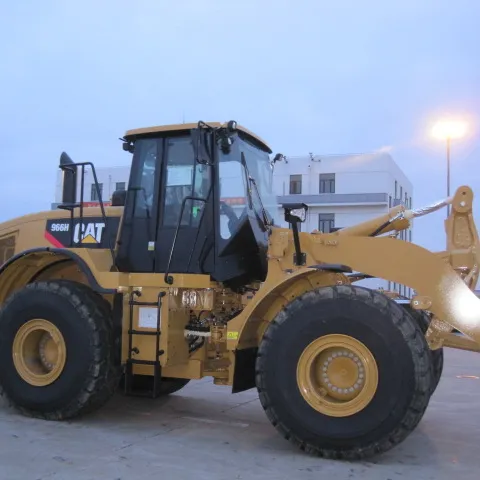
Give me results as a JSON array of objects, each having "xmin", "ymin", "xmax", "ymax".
[
  {"xmin": 256, "ymin": 285, "xmax": 431, "ymax": 460},
  {"xmin": 0, "ymin": 280, "xmax": 118, "ymax": 420}
]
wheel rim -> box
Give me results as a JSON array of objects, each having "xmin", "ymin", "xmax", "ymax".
[
  {"xmin": 12, "ymin": 319, "xmax": 67, "ymax": 387},
  {"xmin": 296, "ymin": 334, "xmax": 378, "ymax": 417}
]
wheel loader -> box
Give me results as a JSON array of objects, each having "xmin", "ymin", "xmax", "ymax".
[{"xmin": 0, "ymin": 120, "xmax": 478, "ymax": 460}]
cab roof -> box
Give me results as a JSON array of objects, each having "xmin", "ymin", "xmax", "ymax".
[{"xmin": 123, "ymin": 122, "xmax": 272, "ymax": 153}]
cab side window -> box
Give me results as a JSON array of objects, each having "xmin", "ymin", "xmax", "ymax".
[
  {"xmin": 163, "ymin": 136, "xmax": 211, "ymax": 227},
  {"xmin": 218, "ymin": 160, "xmax": 246, "ymax": 239}
]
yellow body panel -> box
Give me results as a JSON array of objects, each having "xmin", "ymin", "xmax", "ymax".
[{"xmin": 0, "ymin": 174, "xmax": 478, "ymax": 388}]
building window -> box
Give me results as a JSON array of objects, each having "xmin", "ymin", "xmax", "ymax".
[
  {"xmin": 318, "ymin": 213, "xmax": 335, "ymax": 233},
  {"xmin": 289, "ymin": 175, "xmax": 302, "ymax": 194},
  {"xmin": 319, "ymin": 173, "xmax": 335, "ymax": 193},
  {"xmin": 115, "ymin": 182, "xmax": 126, "ymax": 191},
  {"xmin": 90, "ymin": 183, "xmax": 103, "ymax": 201}
]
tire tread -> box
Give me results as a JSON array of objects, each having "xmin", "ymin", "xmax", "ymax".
[
  {"xmin": 255, "ymin": 285, "xmax": 431, "ymax": 460},
  {"xmin": 0, "ymin": 280, "xmax": 120, "ymax": 420}
]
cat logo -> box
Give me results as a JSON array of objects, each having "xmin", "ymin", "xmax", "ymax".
[{"xmin": 74, "ymin": 222, "xmax": 105, "ymax": 244}]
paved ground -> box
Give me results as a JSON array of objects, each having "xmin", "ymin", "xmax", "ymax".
[{"xmin": 1, "ymin": 348, "xmax": 479, "ymax": 480}]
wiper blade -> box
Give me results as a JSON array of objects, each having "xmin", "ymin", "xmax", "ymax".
[
  {"xmin": 249, "ymin": 175, "xmax": 273, "ymax": 226},
  {"xmin": 240, "ymin": 152, "xmax": 272, "ymax": 226},
  {"xmin": 240, "ymin": 152, "xmax": 254, "ymax": 209}
]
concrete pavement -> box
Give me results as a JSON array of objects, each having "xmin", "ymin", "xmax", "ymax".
[{"xmin": 1, "ymin": 347, "xmax": 479, "ymax": 480}]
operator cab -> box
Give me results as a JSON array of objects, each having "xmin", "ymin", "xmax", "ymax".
[{"xmin": 112, "ymin": 121, "xmax": 280, "ymax": 289}]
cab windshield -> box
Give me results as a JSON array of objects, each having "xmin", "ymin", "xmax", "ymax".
[{"xmin": 218, "ymin": 134, "xmax": 281, "ymax": 239}]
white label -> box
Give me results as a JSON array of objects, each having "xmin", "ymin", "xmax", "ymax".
[
  {"xmin": 138, "ymin": 307, "xmax": 159, "ymax": 329},
  {"xmin": 73, "ymin": 222, "xmax": 105, "ymax": 244},
  {"xmin": 167, "ymin": 166, "xmax": 193, "ymax": 186},
  {"xmin": 50, "ymin": 223, "xmax": 70, "ymax": 232}
]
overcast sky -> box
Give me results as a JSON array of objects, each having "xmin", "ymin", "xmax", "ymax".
[{"xmin": 1, "ymin": 0, "xmax": 479, "ymax": 255}]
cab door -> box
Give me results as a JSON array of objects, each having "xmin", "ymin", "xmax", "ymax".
[
  {"xmin": 154, "ymin": 134, "xmax": 214, "ymax": 276},
  {"xmin": 115, "ymin": 137, "xmax": 162, "ymax": 273}
]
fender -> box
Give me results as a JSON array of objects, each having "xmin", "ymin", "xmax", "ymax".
[
  {"xmin": 229, "ymin": 231, "xmax": 480, "ymax": 353},
  {"xmin": 228, "ymin": 234, "xmax": 480, "ymax": 392},
  {"xmin": 0, "ymin": 247, "xmax": 116, "ymax": 304},
  {"xmin": 228, "ymin": 267, "xmax": 350, "ymax": 351},
  {"xmin": 230, "ymin": 185, "xmax": 480, "ymax": 349},
  {"xmin": 297, "ymin": 234, "xmax": 480, "ymax": 344},
  {"xmin": 228, "ymin": 267, "xmax": 349, "ymax": 392},
  {"xmin": 308, "ymin": 263, "xmax": 352, "ymax": 273}
]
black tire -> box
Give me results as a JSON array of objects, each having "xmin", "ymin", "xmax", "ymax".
[
  {"xmin": 255, "ymin": 285, "xmax": 431, "ymax": 460},
  {"xmin": 119, "ymin": 374, "xmax": 190, "ymax": 395},
  {"xmin": 403, "ymin": 307, "xmax": 444, "ymax": 395},
  {"xmin": 0, "ymin": 280, "xmax": 119, "ymax": 420},
  {"xmin": 69, "ymin": 281, "xmax": 123, "ymax": 406}
]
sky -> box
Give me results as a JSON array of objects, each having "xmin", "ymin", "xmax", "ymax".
[{"xmin": 0, "ymin": 0, "xmax": 479, "ymax": 256}]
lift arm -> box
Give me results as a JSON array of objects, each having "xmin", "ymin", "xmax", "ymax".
[{"xmin": 268, "ymin": 185, "xmax": 480, "ymax": 345}]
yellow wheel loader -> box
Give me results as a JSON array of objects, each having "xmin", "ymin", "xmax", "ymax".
[{"xmin": 0, "ymin": 120, "xmax": 478, "ymax": 460}]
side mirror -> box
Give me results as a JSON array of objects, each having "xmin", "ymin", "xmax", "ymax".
[
  {"xmin": 283, "ymin": 203, "xmax": 308, "ymax": 223},
  {"xmin": 59, "ymin": 152, "xmax": 77, "ymax": 204},
  {"xmin": 282, "ymin": 202, "xmax": 308, "ymax": 266}
]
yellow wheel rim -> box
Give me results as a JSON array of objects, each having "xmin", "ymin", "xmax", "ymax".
[
  {"xmin": 296, "ymin": 334, "xmax": 378, "ymax": 417},
  {"xmin": 12, "ymin": 319, "xmax": 67, "ymax": 387}
]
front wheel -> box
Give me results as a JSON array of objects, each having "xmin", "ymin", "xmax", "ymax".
[{"xmin": 255, "ymin": 285, "xmax": 432, "ymax": 460}]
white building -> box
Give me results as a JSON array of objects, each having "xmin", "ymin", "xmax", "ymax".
[
  {"xmin": 273, "ymin": 151, "xmax": 412, "ymax": 231},
  {"xmin": 52, "ymin": 150, "xmax": 413, "ymax": 296},
  {"xmin": 272, "ymin": 151, "xmax": 413, "ymax": 297}
]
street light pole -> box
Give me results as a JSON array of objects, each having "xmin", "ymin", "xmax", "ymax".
[
  {"xmin": 447, "ymin": 136, "xmax": 451, "ymax": 218},
  {"xmin": 431, "ymin": 118, "xmax": 467, "ymax": 218}
]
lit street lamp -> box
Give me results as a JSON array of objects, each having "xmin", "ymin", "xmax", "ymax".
[{"xmin": 431, "ymin": 119, "xmax": 468, "ymax": 217}]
